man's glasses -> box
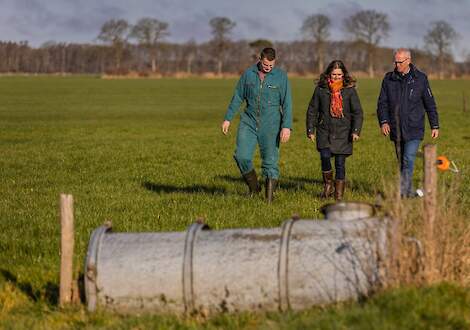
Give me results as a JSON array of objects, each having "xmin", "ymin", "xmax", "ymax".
[{"xmin": 394, "ymin": 58, "xmax": 409, "ymax": 65}]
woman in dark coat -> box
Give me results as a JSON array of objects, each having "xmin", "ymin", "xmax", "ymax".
[{"xmin": 306, "ymin": 60, "xmax": 363, "ymax": 200}]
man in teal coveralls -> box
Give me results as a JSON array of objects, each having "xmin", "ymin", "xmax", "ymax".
[{"xmin": 221, "ymin": 47, "xmax": 293, "ymax": 203}]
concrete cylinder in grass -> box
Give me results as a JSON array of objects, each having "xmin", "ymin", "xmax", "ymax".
[{"xmin": 84, "ymin": 202, "xmax": 387, "ymax": 315}]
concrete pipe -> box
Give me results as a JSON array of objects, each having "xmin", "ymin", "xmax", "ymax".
[{"xmin": 85, "ymin": 202, "xmax": 387, "ymax": 314}]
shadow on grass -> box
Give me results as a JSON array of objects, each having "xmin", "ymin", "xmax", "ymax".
[
  {"xmin": 215, "ymin": 174, "xmax": 323, "ymax": 191},
  {"xmin": 348, "ymin": 180, "xmax": 378, "ymax": 195},
  {"xmin": 284, "ymin": 176, "xmax": 323, "ymax": 186},
  {"xmin": 214, "ymin": 174, "xmax": 243, "ymax": 183},
  {"xmin": 0, "ymin": 269, "xmax": 58, "ymax": 305},
  {"xmin": 287, "ymin": 177, "xmax": 377, "ymax": 196},
  {"xmin": 280, "ymin": 177, "xmax": 323, "ymax": 191},
  {"xmin": 143, "ymin": 181, "xmax": 227, "ymax": 195},
  {"xmin": 214, "ymin": 174, "xmax": 377, "ymax": 196}
]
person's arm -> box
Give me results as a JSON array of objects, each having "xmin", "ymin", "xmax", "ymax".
[
  {"xmin": 350, "ymin": 88, "xmax": 363, "ymax": 141},
  {"xmin": 306, "ymin": 86, "xmax": 320, "ymax": 141},
  {"xmin": 377, "ymin": 77, "xmax": 391, "ymax": 136},
  {"xmin": 280, "ymin": 74, "xmax": 293, "ymax": 129},
  {"xmin": 279, "ymin": 73, "xmax": 292, "ymax": 143},
  {"xmin": 422, "ymin": 75, "xmax": 440, "ymax": 138},
  {"xmin": 221, "ymin": 73, "xmax": 246, "ymax": 134}
]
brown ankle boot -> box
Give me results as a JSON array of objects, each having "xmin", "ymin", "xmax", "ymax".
[
  {"xmin": 242, "ymin": 169, "xmax": 261, "ymax": 196},
  {"xmin": 335, "ymin": 179, "xmax": 345, "ymax": 201},
  {"xmin": 320, "ymin": 170, "xmax": 334, "ymax": 198},
  {"xmin": 265, "ymin": 178, "xmax": 278, "ymax": 203}
]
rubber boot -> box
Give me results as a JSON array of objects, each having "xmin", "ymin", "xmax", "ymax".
[
  {"xmin": 320, "ymin": 170, "xmax": 334, "ymax": 198},
  {"xmin": 265, "ymin": 178, "xmax": 278, "ymax": 203},
  {"xmin": 335, "ymin": 179, "xmax": 345, "ymax": 201},
  {"xmin": 242, "ymin": 169, "xmax": 261, "ymax": 196}
]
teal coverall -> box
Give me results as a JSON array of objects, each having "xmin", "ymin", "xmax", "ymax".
[{"xmin": 224, "ymin": 64, "xmax": 293, "ymax": 179}]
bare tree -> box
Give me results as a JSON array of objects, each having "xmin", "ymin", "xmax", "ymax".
[
  {"xmin": 424, "ymin": 20, "xmax": 459, "ymax": 79},
  {"xmin": 344, "ymin": 10, "xmax": 389, "ymax": 77},
  {"xmin": 209, "ymin": 16, "xmax": 236, "ymax": 75},
  {"xmin": 301, "ymin": 14, "xmax": 331, "ymax": 73},
  {"xmin": 130, "ymin": 18, "xmax": 169, "ymax": 73},
  {"xmin": 97, "ymin": 19, "xmax": 129, "ymax": 72},
  {"xmin": 182, "ymin": 39, "xmax": 198, "ymax": 75}
]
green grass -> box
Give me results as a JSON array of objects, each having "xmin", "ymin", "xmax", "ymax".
[
  {"xmin": 1, "ymin": 282, "xmax": 469, "ymax": 329},
  {"xmin": 0, "ymin": 76, "xmax": 469, "ymax": 328}
]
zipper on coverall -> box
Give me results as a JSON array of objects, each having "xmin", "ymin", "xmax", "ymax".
[{"xmin": 257, "ymin": 78, "xmax": 263, "ymax": 130}]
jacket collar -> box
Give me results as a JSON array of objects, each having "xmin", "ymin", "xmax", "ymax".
[
  {"xmin": 391, "ymin": 63, "xmax": 417, "ymax": 81},
  {"xmin": 250, "ymin": 62, "xmax": 277, "ymax": 76},
  {"xmin": 318, "ymin": 81, "xmax": 355, "ymax": 90}
]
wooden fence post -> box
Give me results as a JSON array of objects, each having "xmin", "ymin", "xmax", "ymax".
[
  {"xmin": 60, "ymin": 194, "xmax": 74, "ymax": 307},
  {"xmin": 423, "ymin": 144, "xmax": 437, "ymax": 282}
]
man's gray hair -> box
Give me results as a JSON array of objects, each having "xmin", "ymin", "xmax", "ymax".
[{"xmin": 394, "ymin": 48, "xmax": 412, "ymax": 59}]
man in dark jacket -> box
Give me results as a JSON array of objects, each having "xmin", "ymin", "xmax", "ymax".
[{"xmin": 377, "ymin": 48, "xmax": 439, "ymax": 197}]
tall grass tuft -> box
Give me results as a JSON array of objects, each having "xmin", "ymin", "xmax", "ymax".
[{"xmin": 382, "ymin": 173, "xmax": 470, "ymax": 288}]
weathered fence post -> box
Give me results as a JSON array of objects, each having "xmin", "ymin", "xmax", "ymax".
[
  {"xmin": 423, "ymin": 144, "xmax": 437, "ymax": 282},
  {"xmin": 60, "ymin": 194, "xmax": 74, "ymax": 307}
]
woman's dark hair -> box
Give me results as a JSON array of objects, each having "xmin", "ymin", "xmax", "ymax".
[{"xmin": 317, "ymin": 60, "xmax": 356, "ymax": 88}]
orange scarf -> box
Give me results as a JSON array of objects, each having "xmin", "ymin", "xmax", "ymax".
[{"xmin": 328, "ymin": 79, "xmax": 343, "ymax": 118}]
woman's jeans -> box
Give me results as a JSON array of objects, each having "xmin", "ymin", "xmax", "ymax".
[
  {"xmin": 319, "ymin": 148, "xmax": 346, "ymax": 180},
  {"xmin": 395, "ymin": 139, "xmax": 421, "ymax": 196}
]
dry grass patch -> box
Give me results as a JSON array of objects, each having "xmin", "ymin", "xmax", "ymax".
[{"xmin": 382, "ymin": 175, "xmax": 470, "ymax": 288}]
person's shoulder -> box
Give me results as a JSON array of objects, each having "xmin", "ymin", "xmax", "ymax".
[
  {"xmin": 343, "ymin": 81, "xmax": 357, "ymax": 89},
  {"xmin": 314, "ymin": 84, "xmax": 328, "ymax": 94},
  {"xmin": 316, "ymin": 78, "xmax": 328, "ymax": 89},
  {"xmin": 272, "ymin": 67, "xmax": 288, "ymax": 77},
  {"xmin": 412, "ymin": 66, "xmax": 428, "ymax": 79},
  {"xmin": 312, "ymin": 84, "xmax": 321, "ymax": 91},
  {"xmin": 239, "ymin": 65, "xmax": 257, "ymax": 81},
  {"xmin": 343, "ymin": 85, "xmax": 358, "ymax": 96},
  {"xmin": 343, "ymin": 86, "xmax": 357, "ymax": 95},
  {"xmin": 383, "ymin": 71, "xmax": 395, "ymax": 80},
  {"xmin": 243, "ymin": 64, "xmax": 258, "ymax": 75}
]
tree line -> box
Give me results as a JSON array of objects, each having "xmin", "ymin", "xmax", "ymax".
[{"xmin": 0, "ymin": 10, "xmax": 468, "ymax": 78}]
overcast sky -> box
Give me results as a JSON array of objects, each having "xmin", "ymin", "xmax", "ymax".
[{"xmin": 1, "ymin": 0, "xmax": 469, "ymax": 60}]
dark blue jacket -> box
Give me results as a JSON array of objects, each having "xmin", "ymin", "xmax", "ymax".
[{"xmin": 377, "ymin": 64, "xmax": 439, "ymax": 142}]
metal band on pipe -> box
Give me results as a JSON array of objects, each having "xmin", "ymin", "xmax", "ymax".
[
  {"xmin": 85, "ymin": 223, "xmax": 112, "ymax": 312},
  {"xmin": 278, "ymin": 218, "xmax": 295, "ymax": 311},
  {"xmin": 182, "ymin": 222, "xmax": 208, "ymax": 314}
]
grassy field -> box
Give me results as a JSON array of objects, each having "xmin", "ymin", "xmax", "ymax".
[{"xmin": 0, "ymin": 76, "xmax": 469, "ymax": 328}]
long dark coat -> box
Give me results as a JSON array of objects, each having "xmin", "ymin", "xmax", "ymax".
[{"xmin": 306, "ymin": 84, "xmax": 363, "ymax": 155}]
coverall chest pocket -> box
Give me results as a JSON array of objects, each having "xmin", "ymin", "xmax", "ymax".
[{"xmin": 267, "ymin": 84, "xmax": 280, "ymax": 106}]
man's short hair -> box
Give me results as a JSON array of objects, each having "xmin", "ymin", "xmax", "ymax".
[
  {"xmin": 260, "ymin": 47, "xmax": 276, "ymax": 61},
  {"xmin": 394, "ymin": 48, "xmax": 411, "ymax": 59}
]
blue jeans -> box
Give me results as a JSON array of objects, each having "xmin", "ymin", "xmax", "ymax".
[
  {"xmin": 319, "ymin": 148, "xmax": 346, "ymax": 180},
  {"xmin": 395, "ymin": 139, "xmax": 421, "ymax": 196}
]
